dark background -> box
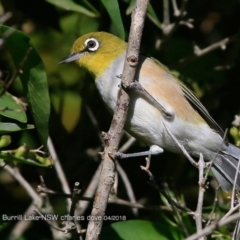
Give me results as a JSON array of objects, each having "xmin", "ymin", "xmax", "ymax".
[{"xmin": 1, "ymin": 0, "xmax": 240, "ymax": 239}]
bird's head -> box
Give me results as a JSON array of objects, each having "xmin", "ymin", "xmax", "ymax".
[{"xmin": 59, "ymin": 32, "xmax": 127, "ymax": 78}]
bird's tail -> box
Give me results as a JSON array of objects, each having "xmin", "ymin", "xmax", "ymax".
[{"xmin": 211, "ymin": 143, "xmax": 240, "ymax": 192}]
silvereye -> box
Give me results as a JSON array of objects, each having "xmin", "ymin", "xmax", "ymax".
[{"xmin": 59, "ymin": 32, "xmax": 240, "ymax": 191}]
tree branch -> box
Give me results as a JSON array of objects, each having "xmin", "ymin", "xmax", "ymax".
[
  {"xmin": 85, "ymin": 1, "xmax": 149, "ymax": 239},
  {"xmin": 195, "ymin": 154, "xmax": 205, "ymax": 240},
  {"xmin": 186, "ymin": 212, "xmax": 240, "ymax": 240},
  {"xmin": 179, "ymin": 34, "xmax": 239, "ymax": 67}
]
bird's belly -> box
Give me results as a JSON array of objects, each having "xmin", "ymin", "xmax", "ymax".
[
  {"xmin": 96, "ymin": 71, "xmax": 222, "ymax": 157},
  {"xmin": 126, "ymin": 98, "xmax": 222, "ymax": 157},
  {"xmin": 96, "ymin": 76, "xmax": 191, "ymax": 152},
  {"xmin": 125, "ymin": 96, "xmax": 185, "ymax": 152}
]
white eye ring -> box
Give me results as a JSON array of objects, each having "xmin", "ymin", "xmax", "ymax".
[{"xmin": 85, "ymin": 38, "xmax": 99, "ymax": 52}]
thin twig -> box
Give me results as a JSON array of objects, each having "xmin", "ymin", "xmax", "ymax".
[
  {"xmin": 119, "ymin": 135, "xmax": 136, "ymax": 152},
  {"xmin": 77, "ymin": 165, "xmax": 101, "ymax": 215},
  {"xmin": 0, "ymin": 47, "xmax": 33, "ymax": 97},
  {"xmin": 37, "ymin": 179, "xmax": 91, "ymax": 202},
  {"xmin": 140, "ymin": 156, "xmax": 194, "ymax": 215},
  {"xmin": 186, "ymin": 212, "xmax": 240, "ymax": 240},
  {"xmin": 69, "ymin": 182, "xmax": 82, "ymax": 240},
  {"xmin": 85, "ymin": 105, "xmax": 104, "ymax": 144},
  {"xmin": 173, "ymin": 0, "xmax": 188, "ymax": 17},
  {"xmin": 160, "ymin": 0, "xmax": 192, "ymax": 48},
  {"xmin": 206, "ymin": 186, "xmax": 220, "ymax": 225},
  {"xmin": 163, "ymin": 0, "xmax": 170, "ymax": 26},
  {"xmin": 69, "ymin": 182, "xmax": 82, "ymax": 216},
  {"xmin": 38, "ymin": 161, "xmax": 191, "ymax": 217},
  {"xmin": 0, "ymin": 12, "xmax": 12, "ymax": 24},
  {"xmin": 140, "ymin": 155, "xmax": 153, "ymax": 179},
  {"xmin": 195, "ymin": 154, "xmax": 205, "ymax": 240},
  {"xmin": 222, "ymin": 201, "xmax": 240, "ymax": 221},
  {"xmin": 171, "ymin": 0, "xmax": 180, "ymax": 17},
  {"xmin": 112, "ymin": 170, "xmax": 119, "ymax": 196},
  {"xmin": 9, "ymin": 202, "xmax": 68, "ymax": 240},
  {"xmin": 37, "ymin": 180, "xmax": 174, "ymax": 212},
  {"xmin": 162, "ymin": 121, "xmax": 197, "ymax": 167},
  {"xmin": 9, "ymin": 203, "xmax": 35, "ymax": 240},
  {"xmin": 116, "ymin": 161, "xmax": 138, "ymax": 216},
  {"xmin": 108, "ymin": 197, "xmax": 172, "ymax": 212},
  {"xmin": 233, "ymin": 213, "xmax": 240, "ymax": 240},
  {"xmin": 2, "ymin": 164, "xmax": 42, "ymax": 206},
  {"xmin": 48, "ymin": 137, "xmax": 71, "ymax": 210},
  {"xmin": 34, "ymin": 209, "xmax": 69, "ymax": 233},
  {"xmin": 179, "ymin": 35, "xmax": 239, "ymax": 67}
]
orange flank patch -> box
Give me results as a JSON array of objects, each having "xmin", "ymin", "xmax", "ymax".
[{"xmin": 140, "ymin": 58, "xmax": 206, "ymax": 125}]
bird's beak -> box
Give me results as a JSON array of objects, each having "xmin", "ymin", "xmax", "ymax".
[{"xmin": 58, "ymin": 52, "xmax": 84, "ymax": 64}]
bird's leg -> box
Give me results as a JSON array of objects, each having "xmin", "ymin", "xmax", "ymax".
[
  {"xmin": 115, "ymin": 145, "xmax": 163, "ymax": 159},
  {"xmin": 122, "ymin": 80, "xmax": 175, "ymax": 119}
]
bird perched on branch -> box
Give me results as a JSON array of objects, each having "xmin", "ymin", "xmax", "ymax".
[{"xmin": 59, "ymin": 31, "xmax": 240, "ymax": 191}]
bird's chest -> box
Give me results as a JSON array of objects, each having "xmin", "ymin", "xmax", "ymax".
[
  {"xmin": 96, "ymin": 73, "xmax": 121, "ymax": 112},
  {"xmin": 94, "ymin": 56, "xmax": 199, "ymax": 150},
  {"xmin": 95, "ymin": 68, "xmax": 166, "ymax": 146}
]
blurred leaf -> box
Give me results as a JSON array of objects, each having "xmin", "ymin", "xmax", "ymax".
[
  {"xmin": 46, "ymin": 0, "xmax": 100, "ymax": 18},
  {"xmin": 100, "ymin": 220, "xmax": 184, "ymax": 240},
  {"xmin": 14, "ymin": 144, "xmax": 29, "ymax": 158},
  {"xmin": 230, "ymin": 127, "xmax": 240, "ymax": 146},
  {"xmin": 82, "ymin": 0, "xmax": 101, "ymax": 17},
  {"xmin": 61, "ymin": 92, "xmax": 81, "ymax": 132},
  {"xmin": 101, "ymin": 0, "xmax": 125, "ymax": 39},
  {"xmin": 0, "ymin": 135, "xmax": 11, "ymax": 149},
  {"xmin": 147, "ymin": 4, "xmax": 161, "ymax": 29},
  {"xmin": 75, "ymin": 14, "xmax": 100, "ymax": 36},
  {"xmin": 126, "ymin": 0, "xmax": 136, "ymax": 15},
  {"xmin": 0, "ymin": 151, "xmax": 53, "ymax": 167},
  {"xmin": 0, "ymin": 123, "xmax": 34, "ymax": 134},
  {"xmin": 0, "ymin": 92, "xmax": 27, "ymax": 123},
  {"xmin": 0, "ymin": 25, "xmax": 50, "ymax": 147},
  {"xmin": 51, "ymin": 91, "xmax": 82, "ymax": 132},
  {"xmin": 0, "ymin": 221, "xmax": 9, "ymax": 231}
]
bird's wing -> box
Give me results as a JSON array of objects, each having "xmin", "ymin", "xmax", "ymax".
[
  {"xmin": 151, "ymin": 57, "xmax": 224, "ymax": 136},
  {"xmin": 179, "ymin": 80, "xmax": 224, "ymax": 135}
]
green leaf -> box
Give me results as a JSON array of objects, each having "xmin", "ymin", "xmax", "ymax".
[
  {"xmin": 101, "ymin": 0, "xmax": 125, "ymax": 39},
  {"xmin": 0, "ymin": 123, "xmax": 34, "ymax": 134},
  {"xmin": 0, "ymin": 144, "xmax": 53, "ymax": 167},
  {"xmin": 0, "ymin": 25, "xmax": 50, "ymax": 147},
  {"xmin": 46, "ymin": 0, "xmax": 100, "ymax": 18},
  {"xmin": 147, "ymin": 4, "xmax": 162, "ymax": 29},
  {"xmin": 0, "ymin": 135, "xmax": 11, "ymax": 149},
  {"xmin": 100, "ymin": 220, "xmax": 184, "ymax": 240},
  {"xmin": 0, "ymin": 151, "xmax": 53, "ymax": 167},
  {"xmin": 0, "ymin": 92, "xmax": 27, "ymax": 123},
  {"xmin": 126, "ymin": 0, "xmax": 136, "ymax": 15}
]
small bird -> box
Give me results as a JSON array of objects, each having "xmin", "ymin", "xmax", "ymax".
[{"xmin": 59, "ymin": 32, "xmax": 240, "ymax": 191}]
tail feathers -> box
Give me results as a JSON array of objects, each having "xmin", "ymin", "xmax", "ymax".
[
  {"xmin": 212, "ymin": 144, "xmax": 240, "ymax": 192},
  {"xmin": 211, "ymin": 168, "xmax": 232, "ymax": 191}
]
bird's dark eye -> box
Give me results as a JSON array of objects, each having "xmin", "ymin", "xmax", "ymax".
[
  {"xmin": 88, "ymin": 40, "xmax": 96, "ymax": 48},
  {"xmin": 85, "ymin": 38, "xmax": 99, "ymax": 52}
]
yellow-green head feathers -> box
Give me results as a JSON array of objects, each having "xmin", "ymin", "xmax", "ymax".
[{"xmin": 67, "ymin": 32, "xmax": 127, "ymax": 78}]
